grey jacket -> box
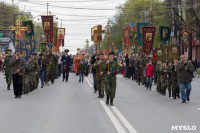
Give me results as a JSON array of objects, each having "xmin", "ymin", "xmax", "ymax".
[
  {"xmin": 177, "ymin": 61, "xmax": 195, "ymax": 83},
  {"xmin": 9, "ymin": 57, "xmax": 25, "ymax": 75}
]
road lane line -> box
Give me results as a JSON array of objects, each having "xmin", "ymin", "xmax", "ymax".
[
  {"xmin": 88, "ymin": 75, "xmax": 93, "ymax": 83},
  {"xmin": 85, "ymin": 77, "xmax": 93, "ymax": 88},
  {"xmin": 99, "ymin": 100, "xmax": 127, "ymax": 133},
  {"xmin": 111, "ymin": 106, "xmax": 138, "ymax": 133}
]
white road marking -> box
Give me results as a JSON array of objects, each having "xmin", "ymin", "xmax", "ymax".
[
  {"xmin": 111, "ymin": 106, "xmax": 138, "ymax": 133},
  {"xmin": 88, "ymin": 75, "xmax": 93, "ymax": 83},
  {"xmin": 99, "ymin": 100, "xmax": 127, "ymax": 133},
  {"xmin": 85, "ymin": 77, "xmax": 93, "ymax": 88},
  {"xmin": 197, "ymin": 108, "xmax": 200, "ymax": 111}
]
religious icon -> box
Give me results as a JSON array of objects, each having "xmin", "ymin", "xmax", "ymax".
[
  {"xmin": 162, "ymin": 29, "xmax": 168, "ymax": 39},
  {"xmin": 172, "ymin": 47, "xmax": 177, "ymax": 54},
  {"xmin": 32, "ymin": 42, "xmax": 35, "ymax": 49},
  {"xmin": 165, "ymin": 48, "xmax": 168, "ymax": 55},
  {"xmin": 44, "ymin": 22, "xmax": 50, "ymax": 30},
  {"xmin": 22, "ymin": 51, "xmax": 26, "ymax": 57},
  {"xmin": 157, "ymin": 50, "xmax": 162, "ymax": 56},
  {"xmin": 146, "ymin": 33, "xmax": 152, "ymax": 41},
  {"xmin": 57, "ymin": 29, "xmax": 65, "ymax": 39},
  {"xmin": 26, "ymin": 25, "xmax": 31, "ymax": 34},
  {"xmin": 26, "ymin": 45, "xmax": 31, "ymax": 51},
  {"xmin": 183, "ymin": 32, "xmax": 188, "ymax": 45}
]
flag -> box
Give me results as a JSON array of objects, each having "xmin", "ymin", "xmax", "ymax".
[
  {"xmin": 142, "ymin": 26, "xmax": 156, "ymax": 55},
  {"xmin": 22, "ymin": 21, "xmax": 34, "ymax": 38},
  {"xmin": 137, "ymin": 23, "xmax": 148, "ymax": 47},
  {"xmin": 41, "ymin": 15, "xmax": 54, "ymax": 43},
  {"xmin": 57, "ymin": 28, "xmax": 65, "ymax": 46},
  {"xmin": 159, "ymin": 26, "xmax": 171, "ymax": 42}
]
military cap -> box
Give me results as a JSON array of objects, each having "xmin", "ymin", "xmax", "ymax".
[
  {"xmin": 32, "ymin": 52, "xmax": 37, "ymax": 55},
  {"xmin": 100, "ymin": 53, "xmax": 104, "ymax": 55},
  {"xmin": 7, "ymin": 49, "xmax": 12, "ymax": 51},
  {"xmin": 109, "ymin": 52, "xmax": 114, "ymax": 55},
  {"xmin": 65, "ymin": 49, "xmax": 69, "ymax": 52}
]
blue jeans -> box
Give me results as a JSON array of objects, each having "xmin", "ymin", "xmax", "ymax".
[
  {"xmin": 179, "ymin": 82, "xmax": 192, "ymax": 101},
  {"xmin": 146, "ymin": 76, "xmax": 153, "ymax": 89},
  {"xmin": 79, "ymin": 73, "xmax": 84, "ymax": 82},
  {"xmin": 93, "ymin": 72, "xmax": 97, "ymax": 91},
  {"xmin": 40, "ymin": 70, "xmax": 45, "ymax": 86}
]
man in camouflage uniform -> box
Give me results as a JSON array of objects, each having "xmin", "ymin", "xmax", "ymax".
[
  {"xmin": 94, "ymin": 53, "xmax": 106, "ymax": 98},
  {"xmin": 156, "ymin": 61, "xmax": 161, "ymax": 93},
  {"xmin": 23, "ymin": 57, "xmax": 32, "ymax": 94},
  {"xmin": 160, "ymin": 61, "xmax": 168, "ymax": 96},
  {"xmin": 141, "ymin": 54, "xmax": 148, "ymax": 86},
  {"xmin": 45, "ymin": 51, "xmax": 50, "ymax": 86},
  {"xmin": 167, "ymin": 61, "xmax": 172, "ymax": 97},
  {"xmin": 3, "ymin": 49, "xmax": 13, "ymax": 90},
  {"xmin": 30, "ymin": 53, "xmax": 38, "ymax": 91},
  {"xmin": 104, "ymin": 52, "xmax": 119, "ymax": 106},
  {"xmin": 49, "ymin": 50, "xmax": 55, "ymax": 84},
  {"xmin": 136, "ymin": 54, "xmax": 142, "ymax": 85},
  {"xmin": 171, "ymin": 59, "xmax": 180, "ymax": 99}
]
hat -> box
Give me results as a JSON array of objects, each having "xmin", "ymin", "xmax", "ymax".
[
  {"xmin": 7, "ymin": 49, "xmax": 12, "ymax": 51},
  {"xmin": 32, "ymin": 52, "xmax": 37, "ymax": 55},
  {"xmin": 100, "ymin": 53, "xmax": 104, "ymax": 55},
  {"xmin": 39, "ymin": 53, "xmax": 43, "ymax": 56},
  {"xmin": 109, "ymin": 52, "xmax": 114, "ymax": 55},
  {"xmin": 65, "ymin": 49, "xmax": 69, "ymax": 52}
]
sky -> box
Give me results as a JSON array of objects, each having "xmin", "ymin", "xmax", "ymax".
[{"xmin": 3, "ymin": 0, "xmax": 126, "ymax": 54}]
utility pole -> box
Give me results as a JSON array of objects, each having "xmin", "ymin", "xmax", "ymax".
[{"xmin": 47, "ymin": 2, "xmax": 49, "ymax": 15}]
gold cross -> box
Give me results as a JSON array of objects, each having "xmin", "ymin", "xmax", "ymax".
[
  {"xmin": 94, "ymin": 25, "xmax": 105, "ymax": 43},
  {"xmin": 85, "ymin": 39, "xmax": 90, "ymax": 48},
  {"xmin": 9, "ymin": 19, "xmax": 27, "ymax": 31}
]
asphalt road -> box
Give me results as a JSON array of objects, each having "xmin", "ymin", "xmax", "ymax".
[{"xmin": 0, "ymin": 72, "xmax": 199, "ymax": 133}]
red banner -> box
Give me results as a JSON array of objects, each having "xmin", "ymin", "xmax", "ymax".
[
  {"xmin": 41, "ymin": 15, "xmax": 54, "ymax": 44},
  {"xmin": 19, "ymin": 30, "xmax": 23, "ymax": 38},
  {"xmin": 57, "ymin": 28, "xmax": 65, "ymax": 46},
  {"xmin": 142, "ymin": 26, "xmax": 156, "ymax": 55}
]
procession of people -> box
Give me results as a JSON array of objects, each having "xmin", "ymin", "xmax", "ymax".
[{"xmin": 0, "ymin": 46, "xmax": 199, "ymax": 105}]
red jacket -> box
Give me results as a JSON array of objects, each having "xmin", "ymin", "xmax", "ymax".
[{"xmin": 145, "ymin": 64, "xmax": 154, "ymax": 77}]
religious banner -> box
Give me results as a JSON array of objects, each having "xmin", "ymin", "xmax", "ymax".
[
  {"xmin": 123, "ymin": 27, "xmax": 135, "ymax": 55},
  {"xmin": 41, "ymin": 43, "xmax": 46, "ymax": 53},
  {"xmin": 142, "ymin": 26, "xmax": 156, "ymax": 55},
  {"xmin": 41, "ymin": 15, "xmax": 54, "ymax": 44},
  {"xmin": 22, "ymin": 21, "xmax": 34, "ymax": 39},
  {"xmin": 57, "ymin": 28, "xmax": 65, "ymax": 47},
  {"xmin": 159, "ymin": 26, "xmax": 171, "ymax": 43},
  {"xmin": 91, "ymin": 26, "xmax": 98, "ymax": 43},
  {"xmin": 137, "ymin": 23, "xmax": 148, "ymax": 47},
  {"xmin": 53, "ymin": 22, "xmax": 58, "ymax": 45}
]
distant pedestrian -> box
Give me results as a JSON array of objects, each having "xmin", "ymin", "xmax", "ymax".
[
  {"xmin": 177, "ymin": 55, "xmax": 195, "ymax": 103},
  {"xmin": 145, "ymin": 60, "xmax": 154, "ymax": 90},
  {"xmin": 78, "ymin": 60, "xmax": 85, "ymax": 82}
]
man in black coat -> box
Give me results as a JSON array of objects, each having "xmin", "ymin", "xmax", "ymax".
[{"xmin": 61, "ymin": 49, "xmax": 71, "ymax": 82}]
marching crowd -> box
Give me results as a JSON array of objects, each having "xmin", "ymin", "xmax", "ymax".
[{"xmin": 0, "ymin": 49, "xmax": 199, "ymax": 104}]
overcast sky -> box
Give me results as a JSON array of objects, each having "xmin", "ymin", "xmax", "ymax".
[{"xmin": 3, "ymin": 0, "xmax": 126, "ymax": 54}]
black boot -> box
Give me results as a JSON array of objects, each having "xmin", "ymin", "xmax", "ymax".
[
  {"xmin": 98, "ymin": 93, "xmax": 101, "ymax": 98},
  {"xmin": 106, "ymin": 96, "xmax": 109, "ymax": 105},
  {"xmin": 101, "ymin": 93, "xmax": 104, "ymax": 98},
  {"xmin": 7, "ymin": 84, "xmax": 11, "ymax": 90},
  {"xmin": 110, "ymin": 98, "xmax": 114, "ymax": 106},
  {"xmin": 169, "ymin": 91, "xmax": 171, "ymax": 98}
]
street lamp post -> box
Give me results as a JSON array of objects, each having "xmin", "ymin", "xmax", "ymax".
[{"xmin": 105, "ymin": 22, "xmax": 110, "ymax": 59}]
